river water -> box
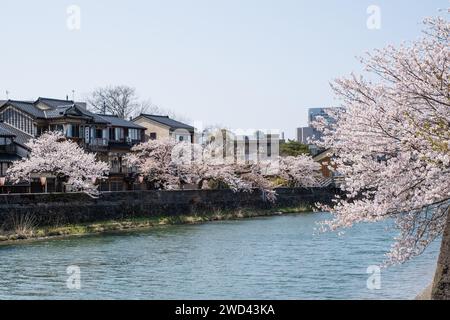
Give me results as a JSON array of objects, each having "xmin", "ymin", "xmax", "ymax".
[{"xmin": 0, "ymin": 213, "xmax": 440, "ymax": 300}]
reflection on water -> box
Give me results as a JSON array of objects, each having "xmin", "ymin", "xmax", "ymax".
[{"xmin": 0, "ymin": 213, "xmax": 440, "ymax": 299}]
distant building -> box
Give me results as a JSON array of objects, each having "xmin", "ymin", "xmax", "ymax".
[
  {"xmin": 307, "ymin": 108, "xmax": 336, "ymax": 125},
  {"xmin": 202, "ymin": 129, "xmax": 281, "ymax": 166},
  {"xmin": 235, "ymin": 130, "xmax": 281, "ymax": 164},
  {"xmin": 297, "ymin": 127, "xmax": 317, "ymax": 144},
  {"xmin": 279, "ymin": 132, "xmax": 286, "ymax": 144},
  {"xmin": 132, "ymin": 114, "xmax": 195, "ymax": 143},
  {"xmin": 297, "ymin": 107, "xmax": 340, "ymax": 156}
]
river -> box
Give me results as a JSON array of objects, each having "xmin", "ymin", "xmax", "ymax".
[{"xmin": 0, "ymin": 213, "xmax": 440, "ymax": 300}]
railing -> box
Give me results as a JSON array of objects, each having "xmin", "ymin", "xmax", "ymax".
[
  {"xmin": 109, "ymin": 138, "xmax": 141, "ymax": 149},
  {"xmin": 86, "ymin": 138, "xmax": 142, "ymax": 151},
  {"xmin": 87, "ymin": 138, "xmax": 109, "ymax": 151},
  {"xmin": 90, "ymin": 138, "xmax": 109, "ymax": 146},
  {"xmin": 317, "ymin": 177, "xmax": 333, "ymax": 188},
  {"xmin": 110, "ymin": 165, "xmax": 130, "ymax": 174},
  {"xmin": 109, "ymin": 139, "xmax": 129, "ymax": 148}
]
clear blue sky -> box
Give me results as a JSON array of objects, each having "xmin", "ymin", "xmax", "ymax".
[{"xmin": 0, "ymin": 0, "xmax": 447, "ymax": 138}]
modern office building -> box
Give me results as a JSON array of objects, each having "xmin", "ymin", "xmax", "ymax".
[{"xmin": 296, "ymin": 107, "xmax": 340, "ymax": 155}]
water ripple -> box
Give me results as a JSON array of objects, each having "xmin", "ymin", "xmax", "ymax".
[{"xmin": 0, "ymin": 213, "xmax": 440, "ymax": 300}]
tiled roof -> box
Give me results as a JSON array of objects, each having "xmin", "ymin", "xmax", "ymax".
[
  {"xmin": 0, "ymin": 100, "xmax": 106, "ymax": 123},
  {"xmin": 0, "ymin": 123, "xmax": 15, "ymax": 136},
  {"xmin": 1, "ymin": 98, "xmax": 144, "ymax": 129},
  {"xmin": 43, "ymin": 106, "xmax": 72, "ymax": 119},
  {"xmin": 36, "ymin": 97, "xmax": 74, "ymax": 109},
  {"xmin": 0, "ymin": 122, "xmax": 33, "ymax": 149},
  {"xmin": 78, "ymin": 108, "xmax": 109, "ymax": 124},
  {"xmin": 75, "ymin": 102, "xmax": 88, "ymax": 110},
  {"xmin": 137, "ymin": 114, "xmax": 194, "ymax": 131},
  {"xmin": 7, "ymin": 100, "xmax": 46, "ymax": 118},
  {"xmin": 97, "ymin": 114, "xmax": 145, "ymax": 129}
]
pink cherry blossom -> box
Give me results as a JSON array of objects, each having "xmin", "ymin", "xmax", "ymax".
[
  {"xmin": 7, "ymin": 131, "xmax": 109, "ymax": 196},
  {"xmin": 314, "ymin": 16, "xmax": 450, "ymax": 264},
  {"xmin": 126, "ymin": 139, "xmax": 321, "ymax": 203}
]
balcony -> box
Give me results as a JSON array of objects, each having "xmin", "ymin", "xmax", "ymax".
[
  {"xmin": 87, "ymin": 138, "xmax": 109, "ymax": 151},
  {"xmin": 110, "ymin": 165, "xmax": 130, "ymax": 174},
  {"xmin": 109, "ymin": 139, "xmax": 130, "ymax": 148},
  {"xmin": 108, "ymin": 138, "xmax": 140, "ymax": 150},
  {"xmin": 85, "ymin": 137, "xmax": 141, "ymax": 152},
  {"xmin": 0, "ymin": 144, "xmax": 17, "ymax": 154}
]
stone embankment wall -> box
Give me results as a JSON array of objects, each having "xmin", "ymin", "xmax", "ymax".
[{"xmin": 0, "ymin": 188, "xmax": 335, "ymax": 226}]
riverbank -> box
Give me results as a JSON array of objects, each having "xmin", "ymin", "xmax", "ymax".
[
  {"xmin": 416, "ymin": 284, "xmax": 432, "ymax": 300},
  {"xmin": 0, "ymin": 205, "xmax": 312, "ymax": 245}
]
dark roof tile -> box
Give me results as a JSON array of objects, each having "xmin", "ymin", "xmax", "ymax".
[
  {"xmin": 1, "ymin": 98, "xmax": 146, "ymax": 129},
  {"xmin": 97, "ymin": 114, "xmax": 145, "ymax": 129},
  {"xmin": 137, "ymin": 114, "xmax": 194, "ymax": 131},
  {"xmin": 7, "ymin": 100, "xmax": 46, "ymax": 118},
  {"xmin": 36, "ymin": 97, "xmax": 74, "ymax": 108},
  {"xmin": 0, "ymin": 122, "xmax": 33, "ymax": 149},
  {"xmin": 43, "ymin": 106, "xmax": 71, "ymax": 119},
  {"xmin": 0, "ymin": 123, "xmax": 15, "ymax": 137}
]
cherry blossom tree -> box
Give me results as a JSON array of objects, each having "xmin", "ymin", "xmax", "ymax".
[
  {"xmin": 7, "ymin": 131, "xmax": 109, "ymax": 196},
  {"xmin": 172, "ymin": 142, "xmax": 252, "ymax": 192},
  {"xmin": 278, "ymin": 155, "xmax": 322, "ymax": 188},
  {"xmin": 125, "ymin": 139, "xmax": 181, "ymax": 190},
  {"xmin": 127, "ymin": 140, "xmax": 261, "ymax": 194},
  {"xmin": 314, "ymin": 16, "xmax": 449, "ymax": 264},
  {"xmin": 238, "ymin": 163, "xmax": 278, "ymax": 202},
  {"xmin": 127, "ymin": 138, "xmax": 321, "ymax": 203}
]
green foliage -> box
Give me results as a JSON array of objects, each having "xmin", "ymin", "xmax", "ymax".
[
  {"xmin": 279, "ymin": 140, "xmax": 310, "ymax": 157},
  {"xmin": 268, "ymin": 176, "xmax": 289, "ymax": 187}
]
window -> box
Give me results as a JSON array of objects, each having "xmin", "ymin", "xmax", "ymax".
[
  {"xmin": 109, "ymin": 127, "xmax": 115, "ymax": 141},
  {"xmin": 0, "ymin": 137, "xmax": 11, "ymax": 145},
  {"xmin": 66, "ymin": 124, "xmax": 72, "ymax": 137},
  {"xmin": 150, "ymin": 132, "xmax": 157, "ymax": 140},
  {"xmin": 175, "ymin": 134, "xmax": 191, "ymax": 142},
  {"xmin": 73, "ymin": 125, "xmax": 80, "ymax": 138},
  {"xmin": 109, "ymin": 155, "xmax": 124, "ymax": 173},
  {"xmin": 0, "ymin": 107, "xmax": 35, "ymax": 135},
  {"xmin": 0, "ymin": 162, "xmax": 11, "ymax": 176},
  {"xmin": 113, "ymin": 128, "xmax": 124, "ymax": 141},
  {"xmin": 50, "ymin": 124, "xmax": 64, "ymax": 132},
  {"xmin": 95, "ymin": 128, "xmax": 103, "ymax": 139},
  {"xmin": 37, "ymin": 126, "xmax": 47, "ymax": 136},
  {"xmin": 128, "ymin": 129, "xmax": 139, "ymax": 140},
  {"xmin": 66, "ymin": 124, "xmax": 80, "ymax": 138}
]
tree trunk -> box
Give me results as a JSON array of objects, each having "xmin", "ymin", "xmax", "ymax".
[{"xmin": 431, "ymin": 211, "xmax": 450, "ymax": 300}]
